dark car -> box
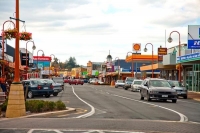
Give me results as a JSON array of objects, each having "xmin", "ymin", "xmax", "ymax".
[
  {"xmin": 41, "ymin": 79, "xmax": 63, "ymax": 96},
  {"xmin": 124, "ymin": 77, "xmax": 134, "ymax": 90},
  {"xmin": 22, "ymin": 79, "xmax": 54, "ymax": 98},
  {"xmin": 139, "ymin": 78, "xmax": 177, "ymax": 103},
  {"xmin": 168, "ymin": 80, "xmax": 188, "ymax": 99}
]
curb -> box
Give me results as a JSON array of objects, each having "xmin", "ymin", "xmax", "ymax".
[{"xmin": 23, "ymin": 107, "xmax": 76, "ymax": 118}]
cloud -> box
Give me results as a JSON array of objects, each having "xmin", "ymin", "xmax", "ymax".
[{"xmin": 1, "ymin": 0, "xmax": 200, "ymax": 66}]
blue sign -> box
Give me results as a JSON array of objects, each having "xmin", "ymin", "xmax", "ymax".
[
  {"xmin": 177, "ymin": 52, "xmax": 200, "ymax": 63},
  {"xmin": 188, "ymin": 40, "xmax": 200, "ymax": 49}
]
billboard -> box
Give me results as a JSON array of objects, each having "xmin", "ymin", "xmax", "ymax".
[
  {"xmin": 132, "ymin": 43, "xmax": 141, "ymax": 54},
  {"xmin": 158, "ymin": 48, "xmax": 167, "ymax": 62},
  {"xmin": 188, "ymin": 25, "xmax": 200, "ymax": 49}
]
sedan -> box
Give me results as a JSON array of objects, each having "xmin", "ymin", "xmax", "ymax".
[
  {"xmin": 140, "ymin": 78, "xmax": 177, "ymax": 103},
  {"xmin": 131, "ymin": 80, "xmax": 143, "ymax": 92},
  {"xmin": 42, "ymin": 79, "xmax": 63, "ymax": 96},
  {"xmin": 115, "ymin": 80, "xmax": 125, "ymax": 88},
  {"xmin": 168, "ymin": 80, "xmax": 188, "ymax": 99},
  {"xmin": 22, "ymin": 79, "xmax": 54, "ymax": 98},
  {"xmin": 68, "ymin": 79, "xmax": 77, "ymax": 85}
]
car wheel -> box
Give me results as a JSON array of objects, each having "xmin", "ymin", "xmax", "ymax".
[
  {"xmin": 69, "ymin": 84, "xmax": 71, "ymax": 85},
  {"xmin": 53, "ymin": 92, "xmax": 58, "ymax": 96},
  {"xmin": 172, "ymin": 99, "xmax": 177, "ymax": 103},
  {"xmin": 115, "ymin": 86, "xmax": 118, "ymax": 88},
  {"xmin": 183, "ymin": 96, "xmax": 187, "ymax": 99},
  {"xmin": 147, "ymin": 93, "xmax": 151, "ymax": 101},
  {"xmin": 27, "ymin": 91, "xmax": 33, "ymax": 99},
  {"xmin": 45, "ymin": 94, "xmax": 50, "ymax": 98}
]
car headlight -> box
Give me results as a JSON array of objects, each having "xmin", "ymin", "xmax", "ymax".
[
  {"xmin": 149, "ymin": 91, "xmax": 159, "ymax": 94},
  {"xmin": 172, "ymin": 92, "xmax": 177, "ymax": 95}
]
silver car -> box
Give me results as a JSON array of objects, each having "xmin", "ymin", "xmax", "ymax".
[
  {"xmin": 168, "ymin": 80, "xmax": 188, "ymax": 99},
  {"xmin": 131, "ymin": 80, "xmax": 143, "ymax": 92},
  {"xmin": 42, "ymin": 79, "xmax": 63, "ymax": 96},
  {"xmin": 115, "ymin": 80, "xmax": 125, "ymax": 88}
]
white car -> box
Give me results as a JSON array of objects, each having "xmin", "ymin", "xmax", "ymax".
[
  {"xmin": 131, "ymin": 80, "xmax": 143, "ymax": 92},
  {"xmin": 115, "ymin": 80, "xmax": 125, "ymax": 88}
]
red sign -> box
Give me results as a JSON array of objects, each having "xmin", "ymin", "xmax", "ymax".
[{"xmin": 33, "ymin": 56, "xmax": 51, "ymax": 61}]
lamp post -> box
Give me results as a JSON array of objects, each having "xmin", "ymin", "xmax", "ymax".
[
  {"xmin": 49, "ymin": 54, "xmax": 55, "ymax": 78},
  {"xmin": 144, "ymin": 43, "xmax": 154, "ymax": 78},
  {"xmin": 115, "ymin": 57, "xmax": 120, "ymax": 79},
  {"xmin": 1, "ymin": 20, "xmax": 15, "ymax": 79},
  {"xmin": 126, "ymin": 52, "xmax": 134, "ymax": 77},
  {"xmin": 25, "ymin": 41, "xmax": 36, "ymax": 74},
  {"xmin": 37, "ymin": 50, "xmax": 45, "ymax": 72},
  {"xmin": 168, "ymin": 31, "xmax": 181, "ymax": 82}
]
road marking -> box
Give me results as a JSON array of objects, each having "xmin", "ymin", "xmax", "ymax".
[
  {"xmin": 106, "ymin": 92, "xmax": 110, "ymax": 94},
  {"xmin": 72, "ymin": 86, "xmax": 95, "ymax": 118},
  {"xmin": 95, "ymin": 108, "xmax": 107, "ymax": 115},
  {"xmin": 111, "ymin": 94, "xmax": 188, "ymax": 122}
]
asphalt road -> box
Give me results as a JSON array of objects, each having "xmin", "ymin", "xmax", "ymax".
[{"xmin": 0, "ymin": 84, "xmax": 200, "ymax": 133}]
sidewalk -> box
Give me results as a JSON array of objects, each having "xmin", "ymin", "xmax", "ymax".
[{"xmin": 188, "ymin": 91, "xmax": 200, "ymax": 101}]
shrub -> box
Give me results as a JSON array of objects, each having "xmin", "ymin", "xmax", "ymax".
[{"xmin": 55, "ymin": 100, "xmax": 66, "ymax": 110}]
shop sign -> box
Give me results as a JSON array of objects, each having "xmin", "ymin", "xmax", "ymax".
[
  {"xmin": 132, "ymin": 43, "xmax": 141, "ymax": 54},
  {"xmin": 177, "ymin": 52, "xmax": 200, "ymax": 63},
  {"xmin": 21, "ymin": 53, "xmax": 29, "ymax": 66},
  {"xmin": 188, "ymin": 25, "xmax": 200, "ymax": 49},
  {"xmin": 33, "ymin": 56, "xmax": 51, "ymax": 61},
  {"xmin": 158, "ymin": 48, "xmax": 167, "ymax": 55}
]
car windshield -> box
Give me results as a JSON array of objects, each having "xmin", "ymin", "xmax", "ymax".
[
  {"xmin": 134, "ymin": 81, "xmax": 142, "ymax": 85},
  {"xmin": 169, "ymin": 81, "xmax": 183, "ymax": 87},
  {"xmin": 44, "ymin": 80, "xmax": 55, "ymax": 83},
  {"xmin": 117, "ymin": 80, "xmax": 124, "ymax": 83},
  {"xmin": 149, "ymin": 80, "xmax": 171, "ymax": 87}
]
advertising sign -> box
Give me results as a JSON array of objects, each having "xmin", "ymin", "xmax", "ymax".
[
  {"xmin": 132, "ymin": 43, "xmax": 141, "ymax": 54},
  {"xmin": 33, "ymin": 56, "xmax": 51, "ymax": 61},
  {"xmin": 157, "ymin": 48, "xmax": 167, "ymax": 62},
  {"xmin": 188, "ymin": 25, "xmax": 200, "ymax": 49},
  {"xmin": 0, "ymin": 36, "xmax": 7, "ymax": 52},
  {"xmin": 21, "ymin": 53, "xmax": 29, "ymax": 66},
  {"xmin": 177, "ymin": 52, "xmax": 200, "ymax": 63}
]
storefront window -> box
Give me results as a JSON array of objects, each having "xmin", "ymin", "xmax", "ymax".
[{"xmin": 192, "ymin": 64, "xmax": 200, "ymax": 92}]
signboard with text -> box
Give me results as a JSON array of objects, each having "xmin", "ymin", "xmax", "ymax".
[
  {"xmin": 188, "ymin": 25, "xmax": 200, "ymax": 49},
  {"xmin": 157, "ymin": 48, "xmax": 167, "ymax": 61},
  {"xmin": 177, "ymin": 52, "xmax": 200, "ymax": 63},
  {"xmin": 21, "ymin": 53, "xmax": 29, "ymax": 66}
]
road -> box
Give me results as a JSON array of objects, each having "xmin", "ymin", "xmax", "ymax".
[{"xmin": 0, "ymin": 84, "xmax": 200, "ymax": 133}]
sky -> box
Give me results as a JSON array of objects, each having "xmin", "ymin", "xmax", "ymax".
[{"xmin": 0, "ymin": 0, "xmax": 200, "ymax": 66}]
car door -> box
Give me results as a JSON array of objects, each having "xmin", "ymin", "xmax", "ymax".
[{"xmin": 140, "ymin": 80, "xmax": 146, "ymax": 96}]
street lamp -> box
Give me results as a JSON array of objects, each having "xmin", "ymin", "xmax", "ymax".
[
  {"xmin": 25, "ymin": 40, "xmax": 36, "ymax": 74},
  {"xmin": 144, "ymin": 43, "xmax": 154, "ymax": 78},
  {"xmin": 37, "ymin": 50, "xmax": 45, "ymax": 72},
  {"xmin": 115, "ymin": 57, "xmax": 120, "ymax": 80},
  {"xmin": 1, "ymin": 20, "xmax": 15, "ymax": 79},
  {"xmin": 126, "ymin": 52, "xmax": 134, "ymax": 77},
  {"xmin": 168, "ymin": 31, "xmax": 181, "ymax": 82},
  {"xmin": 49, "ymin": 54, "xmax": 55, "ymax": 78}
]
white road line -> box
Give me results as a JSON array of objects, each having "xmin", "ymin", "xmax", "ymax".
[
  {"xmin": 111, "ymin": 94, "xmax": 188, "ymax": 122},
  {"xmin": 106, "ymin": 92, "xmax": 110, "ymax": 94},
  {"xmin": 72, "ymin": 86, "xmax": 95, "ymax": 118}
]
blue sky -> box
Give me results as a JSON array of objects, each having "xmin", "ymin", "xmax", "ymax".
[{"xmin": 0, "ymin": 0, "xmax": 200, "ymax": 65}]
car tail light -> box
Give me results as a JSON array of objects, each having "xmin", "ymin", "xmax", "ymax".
[
  {"xmin": 50, "ymin": 85, "xmax": 53, "ymax": 89},
  {"xmin": 37, "ymin": 85, "xmax": 41, "ymax": 89}
]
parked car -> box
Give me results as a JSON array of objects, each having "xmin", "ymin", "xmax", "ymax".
[
  {"xmin": 90, "ymin": 78, "xmax": 98, "ymax": 84},
  {"xmin": 139, "ymin": 78, "xmax": 177, "ymax": 103},
  {"xmin": 41, "ymin": 79, "xmax": 63, "ymax": 96},
  {"xmin": 68, "ymin": 79, "xmax": 78, "ymax": 85},
  {"xmin": 52, "ymin": 77, "xmax": 64, "ymax": 88},
  {"xmin": 168, "ymin": 80, "xmax": 188, "ymax": 99},
  {"xmin": 22, "ymin": 79, "xmax": 54, "ymax": 98},
  {"xmin": 115, "ymin": 80, "xmax": 125, "ymax": 88},
  {"xmin": 131, "ymin": 79, "xmax": 143, "ymax": 91},
  {"xmin": 83, "ymin": 79, "xmax": 88, "ymax": 83},
  {"xmin": 98, "ymin": 80, "xmax": 105, "ymax": 85},
  {"xmin": 76, "ymin": 79, "xmax": 84, "ymax": 85},
  {"xmin": 124, "ymin": 77, "xmax": 135, "ymax": 90},
  {"xmin": 64, "ymin": 79, "xmax": 70, "ymax": 83}
]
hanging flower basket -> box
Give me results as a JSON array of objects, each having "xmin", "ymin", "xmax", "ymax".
[
  {"xmin": 1, "ymin": 28, "xmax": 18, "ymax": 40},
  {"xmin": 19, "ymin": 32, "xmax": 32, "ymax": 41}
]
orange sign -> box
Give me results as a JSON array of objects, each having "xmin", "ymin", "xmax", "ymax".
[
  {"xmin": 158, "ymin": 48, "xmax": 167, "ymax": 55},
  {"xmin": 132, "ymin": 43, "xmax": 141, "ymax": 51}
]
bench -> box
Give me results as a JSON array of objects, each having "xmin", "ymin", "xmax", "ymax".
[{"xmin": 0, "ymin": 92, "xmax": 6, "ymax": 115}]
